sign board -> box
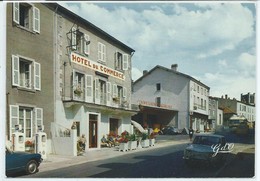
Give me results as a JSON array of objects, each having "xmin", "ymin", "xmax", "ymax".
[{"xmin": 70, "ymin": 52, "xmax": 125, "ymax": 81}]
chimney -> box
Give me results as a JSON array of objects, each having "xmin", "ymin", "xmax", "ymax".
[
  {"xmin": 143, "ymin": 70, "xmax": 148, "ymax": 75},
  {"xmin": 171, "ymin": 64, "xmax": 178, "ymax": 71}
]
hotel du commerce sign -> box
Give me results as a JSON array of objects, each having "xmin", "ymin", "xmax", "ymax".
[{"xmin": 70, "ymin": 52, "xmax": 125, "ymax": 81}]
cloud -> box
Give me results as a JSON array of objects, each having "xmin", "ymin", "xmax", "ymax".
[{"xmin": 60, "ymin": 3, "xmax": 256, "ymax": 98}]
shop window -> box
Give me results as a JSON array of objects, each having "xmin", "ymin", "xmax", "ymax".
[
  {"xmin": 12, "ymin": 55, "xmax": 41, "ymax": 90},
  {"xmin": 13, "ymin": 3, "xmax": 40, "ymax": 33},
  {"xmin": 109, "ymin": 118, "xmax": 119, "ymax": 136}
]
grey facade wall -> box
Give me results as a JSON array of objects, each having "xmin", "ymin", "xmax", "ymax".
[{"xmin": 6, "ymin": 3, "xmax": 55, "ymax": 138}]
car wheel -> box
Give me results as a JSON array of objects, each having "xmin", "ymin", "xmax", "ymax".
[{"xmin": 26, "ymin": 160, "xmax": 38, "ymax": 174}]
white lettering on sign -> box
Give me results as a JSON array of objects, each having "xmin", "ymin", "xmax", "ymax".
[{"xmin": 70, "ymin": 52, "xmax": 125, "ymax": 81}]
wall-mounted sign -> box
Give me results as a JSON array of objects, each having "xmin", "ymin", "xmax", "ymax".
[
  {"xmin": 70, "ymin": 52, "xmax": 125, "ymax": 80},
  {"xmin": 138, "ymin": 100, "xmax": 173, "ymax": 109}
]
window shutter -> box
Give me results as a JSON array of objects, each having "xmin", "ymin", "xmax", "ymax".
[
  {"xmin": 35, "ymin": 108, "xmax": 43, "ymax": 127},
  {"xmin": 123, "ymin": 87, "xmax": 127, "ymax": 98},
  {"xmin": 12, "ymin": 55, "xmax": 20, "ymax": 86},
  {"xmin": 85, "ymin": 75, "xmax": 93, "ymax": 103},
  {"xmin": 84, "ymin": 34, "xmax": 90, "ymax": 55},
  {"xmin": 114, "ymin": 52, "xmax": 118, "ymax": 69},
  {"xmin": 33, "ymin": 7, "xmax": 40, "ymax": 33},
  {"xmin": 102, "ymin": 44, "xmax": 106, "ymax": 62},
  {"xmin": 106, "ymin": 82, "xmax": 111, "ymax": 106},
  {"xmin": 113, "ymin": 84, "xmax": 118, "ymax": 98},
  {"xmin": 71, "ymin": 27, "xmax": 77, "ymax": 50},
  {"xmin": 98, "ymin": 43, "xmax": 102, "ymax": 61},
  {"xmin": 123, "ymin": 54, "xmax": 128, "ymax": 70},
  {"xmin": 34, "ymin": 62, "xmax": 41, "ymax": 90},
  {"xmin": 95, "ymin": 78, "xmax": 100, "ymax": 104},
  {"xmin": 72, "ymin": 70, "xmax": 76, "ymax": 100},
  {"xmin": 13, "ymin": 3, "xmax": 19, "ymax": 24},
  {"xmin": 10, "ymin": 105, "xmax": 19, "ymax": 138}
]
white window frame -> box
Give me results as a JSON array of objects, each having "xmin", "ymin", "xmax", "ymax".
[
  {"xmin": 13, "ymin": 3, "xmax": 20, "ymax": 24},
  {"xmin": 98, "ymin": 42, "xmax": 106, "ymax": 63},
  {"xmin": 12, "ymin": 55, "xmax": 41, "ymax": 91},
  {"xmin": 10, "ymin": 105, "xmax": 19, "ymax": 139},
  {"xmin": 35, "ymin": 108, "xmax": 43, "ymax": 130}
]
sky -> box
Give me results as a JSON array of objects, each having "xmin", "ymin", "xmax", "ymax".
[{"xmin": 60, "ymin": 2, "xmax": 257, "ymax": 100}]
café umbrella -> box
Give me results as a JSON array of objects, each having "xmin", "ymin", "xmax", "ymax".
[{"xmin": 131, "ymin": 120, "xmax": 145, "ymax": 133}]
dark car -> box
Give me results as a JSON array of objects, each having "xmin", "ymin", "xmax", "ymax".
[
  {"xmin": 183, "ymin": 134, "xmax": 229, "ymax": 167},
  {"xmin": 159, "ymin": 126, "xmax": 180, "ymax": 135},
  {"xmin": 6, "ymin": 147, "xmax": 42, "ymax": 176}
]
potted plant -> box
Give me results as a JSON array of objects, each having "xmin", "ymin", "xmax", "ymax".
[
  {"xmin": 141, "ymin": 132, "xmax": 149, "ymax": 148},
  {"xmin": 25, "ymin": 140, "xmax": 34, "ymax": 152},
  {"xmin": 118, "ymin": 130, "xmax": 129, "ymax": 152},
  {"xmin": 74, "ymin": 86, "xmax": 83, "ymax": 96},
  {"xmin": 149, "ymin": 132, "xmax": 156, "ymax": 146},
  {"xmin": 128, "ymin": 133, "xmax": 137, "ymax": 150},
  {"xmin": 112, "ymin": 97, "xmax": 120, "ymax": 103}
]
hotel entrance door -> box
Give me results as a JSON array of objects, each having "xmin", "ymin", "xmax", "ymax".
[{"xmin": 89, "ymin": 114, "xmax": 98, "ymax": 148}]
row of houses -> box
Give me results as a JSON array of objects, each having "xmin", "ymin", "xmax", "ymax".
[{"xmin": 6, "ymin": 3, "xmax": 255, "ymax": 156}]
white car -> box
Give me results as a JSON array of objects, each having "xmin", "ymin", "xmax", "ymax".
[{"xmin": 183, "ymin": 134, "xmax": 229, "ymax": 167}]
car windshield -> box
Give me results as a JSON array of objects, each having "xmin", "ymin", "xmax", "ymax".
[{"xmin": 193, "ymin": 136, "xmax": 220, "ymax": 146}]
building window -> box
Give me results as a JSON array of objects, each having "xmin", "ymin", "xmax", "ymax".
[
  {"xmin": 9, "ymin": 105, "xmax": 43, "ymax": 139},
  {"xmin": 115, "ymin": 52, "xmax": 128, "ymax": 71},
  {"xmin": 98, "ymin": 42, "xmax": 106, "ymax": 63},
  {"xmin": 70, "ymin": 28, "xmax": 90, "ymax": 55},
  {"xmin": 12, "ymin": 55, "xmax": 41, "ymax": 90},
  {"xmin": 201, "ymin": 88, "xmax": 203, "ymax": 95},
  {"xmin": 197, "ymin": 85, "xmax": 199, "ymax": 93},
  {"xmin": 13, "ymin": 3, "xmax": 40, "ymax": 33},
  {"xmin": 156, "ymin": 83, "xmax": 161, "ymax": 91},
  {"xmin": 73, "ymin": 71, "xmax": 85, "ymax": 100}
]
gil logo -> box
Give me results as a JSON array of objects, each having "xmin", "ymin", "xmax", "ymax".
[{"xmin": 211, "ymin": 143, "xmax": 234, "ymax": 157}]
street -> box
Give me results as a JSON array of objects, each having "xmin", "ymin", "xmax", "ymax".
[{"xmin": 21, "ymin": 131, "xmax": 255, "ymax": 178}]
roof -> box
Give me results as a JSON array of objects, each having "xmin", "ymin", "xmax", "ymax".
[
  {"xmin": 134, "ymin": 65, "xmax": 210, "ymax": 89},
  {"xmin": 44, "ymin": 3, "xmax": 135, "ymax": 53}
]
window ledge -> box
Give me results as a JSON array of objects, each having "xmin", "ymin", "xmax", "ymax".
[
  {"xmin": 16, "ymin": 86, "xmax": 37, "ymax": 93},
  {"xmin": 15, "ymin": 24, "xmax": 37, "ymax": 35}
]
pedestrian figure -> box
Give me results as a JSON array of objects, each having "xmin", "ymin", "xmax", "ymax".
[
  {"xmin": 79, "ymin": 134, "xmax": 86, "ymax": 151},
  {"xmin": 188, "ymin": 127, "xmax": 194, "ymax": 141}
]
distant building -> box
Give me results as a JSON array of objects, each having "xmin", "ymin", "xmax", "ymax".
[
  {"xmin": 132, "ymin": 64, "xmax": 210, "ymax": 132},
  {"xmin": 208, "ymin": 97, "xmax": 223, "ymax": 130},
  {"xmin": 241, "ymin": 92, "xmax": 255, "ymax": 106},
  {"xmin": 218, "ymin": 94, "xmax": 255, "ymax": 125}
]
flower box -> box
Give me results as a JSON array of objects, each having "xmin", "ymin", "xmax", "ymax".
[
  {"xmin": 119, "ymin": 142, "xmax": 128, "ymax": 152},
  {"xmin": 128, "ymin": 141, "xmax": 137, "ymax": 150},
  {"xmin": 149, "ymin": 138, "xmax": 155, "ymax": 146},
  {"xmin": 141, "ymin": 139, "xmax": 149, "ymax": 148}
]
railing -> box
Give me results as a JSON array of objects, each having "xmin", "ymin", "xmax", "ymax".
[
  {"xmin": 51, "ymin": 122, "xmax": 71, "ymax": 137},
  {"xmin": 194, "ymin": 104, "xmax": 207, "ymax": 111}
]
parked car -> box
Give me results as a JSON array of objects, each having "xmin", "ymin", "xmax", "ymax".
[
  {"xmin": 235, "ymin": 123, "xmax": 249, "ymax": 135},
  {"xmin": 159, "ymin": 126, "xmax": 180, "ymax": 135},
  {"xmin": 183, "ymin": 134, "xmax": 228, "ymax": 167},
  {"xmin": 6, "ymin": 147, "xmax": 42, "ymax": 176}
]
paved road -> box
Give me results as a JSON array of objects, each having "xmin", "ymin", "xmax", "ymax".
[{"xmin": 21, "ymin": 141, "xmax": 253, "ymax": 178}]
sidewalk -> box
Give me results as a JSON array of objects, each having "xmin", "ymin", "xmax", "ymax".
[{"xmin": 40, "ymin": 135, "xmax": 190, "ymax": 173}]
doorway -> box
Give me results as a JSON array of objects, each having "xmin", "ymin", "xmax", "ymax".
[{"xmin": 89, "ymin": 114, "xmax": 98, "ymax": 148}]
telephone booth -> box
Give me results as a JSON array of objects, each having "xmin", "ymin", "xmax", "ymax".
[
  {"xmin": 12, "ymin": 125, "xmax": 25, "ymax": 151},
  {"xmin": 35, "ymin": 126, "xmax": 47, "ymax": 159}
]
